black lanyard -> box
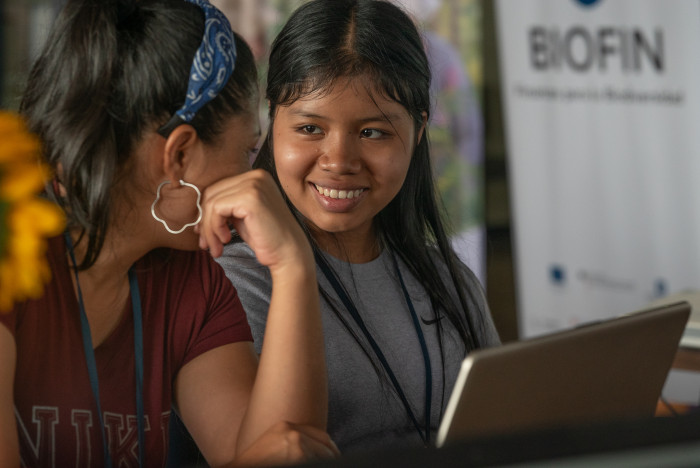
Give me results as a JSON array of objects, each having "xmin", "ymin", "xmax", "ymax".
[
  {"xmin": 64, "ymin": 232, "xmax": 145, "ymax": 467},
  {"xmin": 315, "ymin": 250, "xmax": 433, "ymax": 445}
]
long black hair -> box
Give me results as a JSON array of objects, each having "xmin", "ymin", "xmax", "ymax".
[
  {"xmin": 20, "ymin": 0, "xmax": 257, "ymax": 270},
  {"xmin": 254, "ymin": 0, "xmax": 490, "ymax": 353}
]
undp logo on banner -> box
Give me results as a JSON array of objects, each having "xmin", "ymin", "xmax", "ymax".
[
  {"xmin": 549, "ymin": 265, "xmax": 566, "ymax": 286},
  {"xmin": 574, "ymin": 0, "xmax": 601, "ymax": 6}
]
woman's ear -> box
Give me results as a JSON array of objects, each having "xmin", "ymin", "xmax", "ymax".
[
  {"xmin": 162, "ymin": 124, "xmax": 199, "ymax": 183},
  {"xmin": 417, "ymin": 111, "xmax": 428, "ymax": 145}
]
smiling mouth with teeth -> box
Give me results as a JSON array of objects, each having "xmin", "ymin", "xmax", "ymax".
[{"xmin": 314, "ymin": 184, "xmax": 364, "ymax": 199}]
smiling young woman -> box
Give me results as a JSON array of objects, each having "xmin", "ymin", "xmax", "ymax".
[
  {"xmin": 216, "ymin": 0, "xmax": 501, "ymax": 455},
  {"xmin": 272, "ymin": 76, "xmax": 422, "ymax": 263}
]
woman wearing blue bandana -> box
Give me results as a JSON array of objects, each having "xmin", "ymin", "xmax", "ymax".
[{"xmin": 0, "ymin": 0, "xmax": 337, "ymax": 466}]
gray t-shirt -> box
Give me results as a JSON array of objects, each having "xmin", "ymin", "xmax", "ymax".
[{"xmin": 216, "ymin": 242, "xmax": 500, "ymax": 454}]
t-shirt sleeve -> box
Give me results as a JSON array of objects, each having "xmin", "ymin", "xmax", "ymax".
[
  {"xmin": 216, "ymin": 241, "xmax": 272, "ymax": 354},
  {"xmin": 179, "ymin": 251, "xmax": 253, "ymax": 367}
]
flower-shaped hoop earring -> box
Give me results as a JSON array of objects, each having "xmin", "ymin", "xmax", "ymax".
[{"xmin": 151, "ymin": 180, "xmax": 203, "ymax": 234}]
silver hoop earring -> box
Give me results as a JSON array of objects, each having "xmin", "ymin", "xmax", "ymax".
[{"xmin": 151, "ymin": 179, "xmax": 203, "ymax": 234}]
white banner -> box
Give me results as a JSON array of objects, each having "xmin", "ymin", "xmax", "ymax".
[{"xmin": 495, "ymin": 0, "xmax": 700, "ymax": 337}]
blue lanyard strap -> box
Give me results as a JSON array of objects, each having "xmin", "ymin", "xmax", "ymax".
[
  {"xmin": 64, "ymin": 232, "xmax": 145, "ymax": 467},
  {"xmin": 390, "ymin": 252, "xmax": 432, "ymax": 443},
  {"xmin": 130, "ymin": 268, "xmax": 145, "ymax": 467},
  {"xmin": 315, "ymin": 250, "xmax": 433, "ymax": 445}
]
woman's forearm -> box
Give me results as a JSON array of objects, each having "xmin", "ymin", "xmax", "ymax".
[{"xmin": 236, "ymin": 254, "xmax": 327, "ymax": 454}]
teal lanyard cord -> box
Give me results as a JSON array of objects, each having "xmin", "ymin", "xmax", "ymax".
[
  {"xmin": 390, "ymin": 252, "xmax": 433, "ymax": 444},
  {"xmin": 64, "ymin": 232, "xmax": 145, "ymax": 467},
  {"xmin": 315, "ymin": 250, "xmax": 433, "ymax": 445}
]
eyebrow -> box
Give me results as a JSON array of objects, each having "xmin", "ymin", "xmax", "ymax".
[{"xmin": 287, "ymin": 109, "xmax": 407, "ymax": 124}]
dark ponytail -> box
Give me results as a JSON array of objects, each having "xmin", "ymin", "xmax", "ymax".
[
  {"xmin": 21, "ymin": 1, "xmax": 121, "ymax": 268},
  {"xmin": 20, "ymin": 0, "xmax": 257, "ymax": 269}
]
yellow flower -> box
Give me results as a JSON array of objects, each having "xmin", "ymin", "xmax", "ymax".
[{"xmin": 0, "ymin": 112, "xmax": 65, "ymax": 312}]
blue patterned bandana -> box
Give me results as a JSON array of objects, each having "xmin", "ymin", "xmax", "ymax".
[{"xmin": 158, "ymin": 0, "xmax": 237, "ymax": 137}]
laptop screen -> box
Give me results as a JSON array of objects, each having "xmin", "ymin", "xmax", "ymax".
[{"xmin": 436, "ymin": 302, "xmax": 690, "ymax": 447}]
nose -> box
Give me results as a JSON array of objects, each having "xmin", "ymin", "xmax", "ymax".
[{"xmin": 318, "ymin": 133, "xmax": 362, "ymax": 174}]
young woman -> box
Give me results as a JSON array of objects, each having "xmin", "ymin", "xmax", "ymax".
[
  {"xmin": 217, "ymin": 0, "xmax": 500, "ymax": 454},
  {"xmin": 0, "ymin": 0, "xmax": 337, "ymax": 466}
]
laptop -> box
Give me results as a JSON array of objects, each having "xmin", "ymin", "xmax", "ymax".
[
  {"xmin": 435, "ymin": 302, "xmax": 691, "ymax": 448},
  {"xmin": 646, "ymin": 291, "xmax": 700, "ymax": 349}
]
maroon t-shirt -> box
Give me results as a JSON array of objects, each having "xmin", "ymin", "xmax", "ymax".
[{"xmin": 0, "ymin": 236, "xmax": 252, "ymax": 467}]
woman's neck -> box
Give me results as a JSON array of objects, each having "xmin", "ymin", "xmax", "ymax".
[
  {"xmin": 67, "ymin": 228, "xmax": 147, "ymax": 279},
  {"xmin": 65, "ymin": 228, "xmax": 146, "ymax": 347},
  {"xmin": 311, "ymin": 227, "xmax": 381, "ymax": 264}
]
